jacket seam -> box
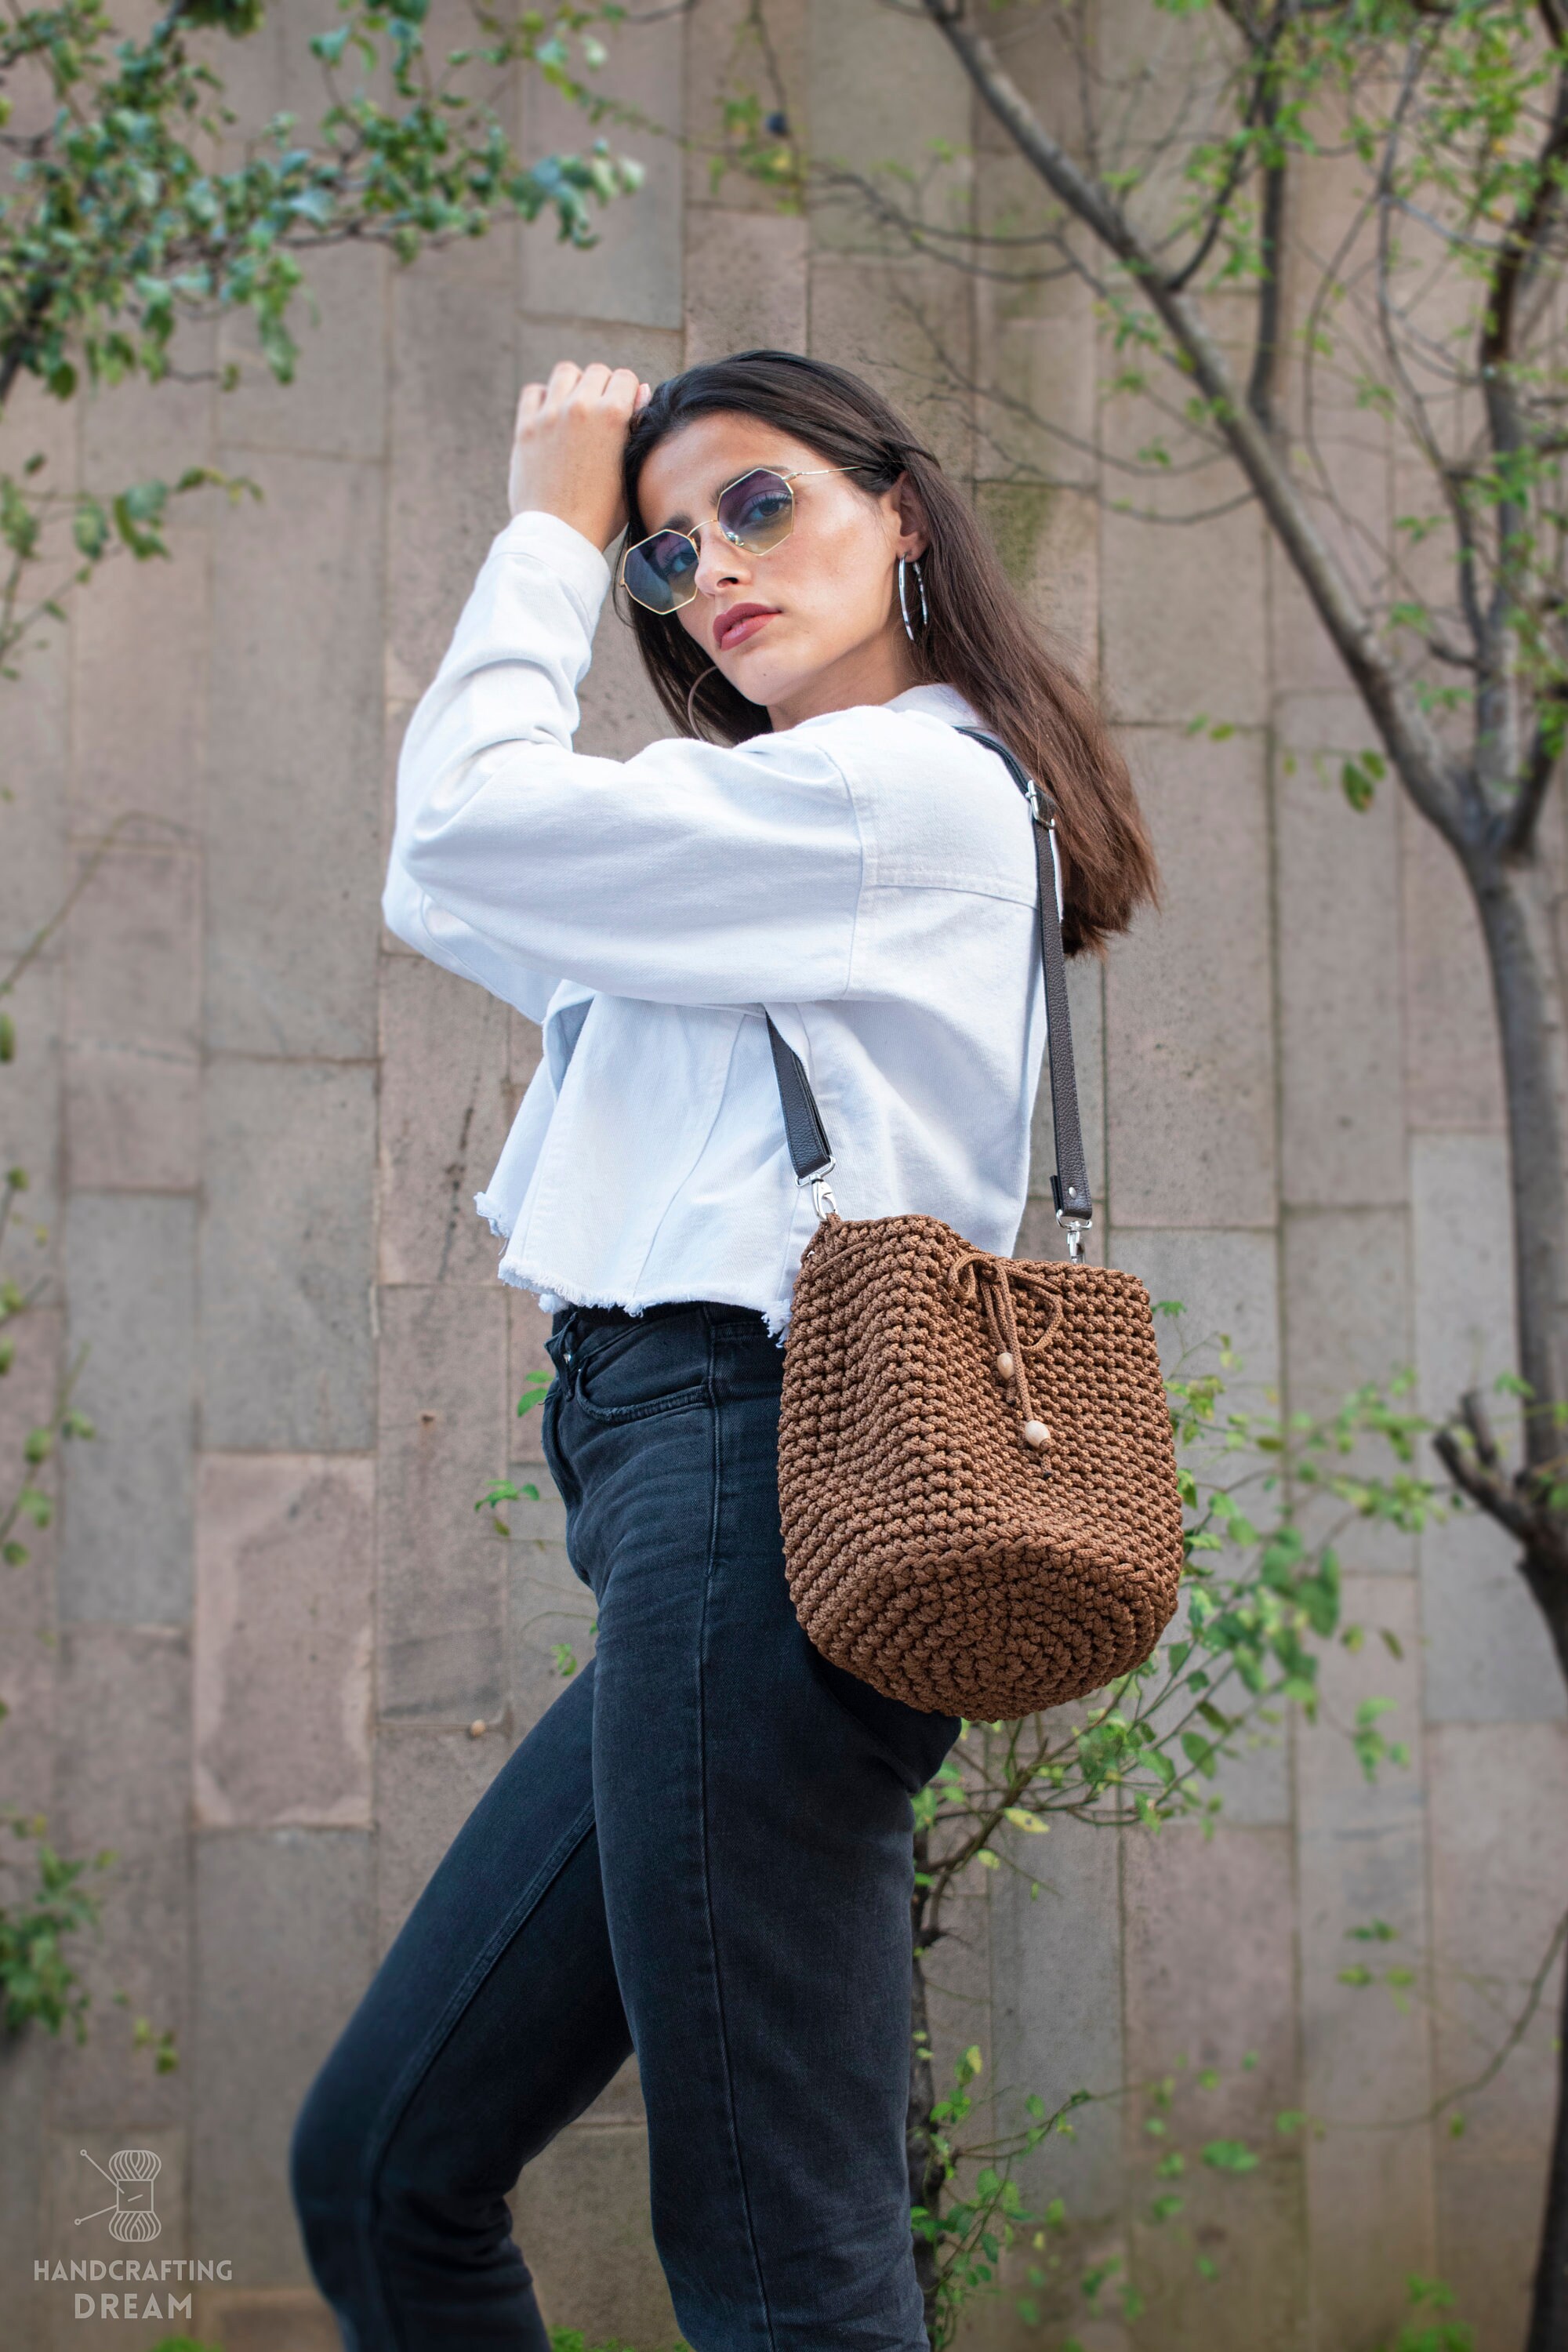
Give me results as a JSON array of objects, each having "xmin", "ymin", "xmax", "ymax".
[
  {"xmin": 502, "ymin": 525, "xmax": 611, "ymax": 637},
  {"xmin": 626, "ymin": 1009, "xmax": 747, "ymax": 1301},
  {"xmin": 830, "ymin": 742, "xmax": 870, "ymax": 998},
  {"xmin": 858, "ymin": 877, "xmax": 1038, "ymax": 911}
]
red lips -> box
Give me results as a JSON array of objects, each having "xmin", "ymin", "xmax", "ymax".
[{"xmin": 713, "ymin": 602, "xmax": 779, "ymax": 653}]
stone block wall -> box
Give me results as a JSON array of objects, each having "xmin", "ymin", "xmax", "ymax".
[{"xmin": 1, "ymin": 2, "xmax": 1563, "ymax": 2347}]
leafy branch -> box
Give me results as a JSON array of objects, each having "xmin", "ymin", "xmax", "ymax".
[
  {"xmin": 0, "ymin": 1812, "xmax": 111, "ymax": 2038},
  {"xmin": 906, "ymin": 1316, "xmax": 1453, "ymax": 2339},
  {"xmin": 0, "ymin": 0, "xmax": 644, "ymax": 667}
]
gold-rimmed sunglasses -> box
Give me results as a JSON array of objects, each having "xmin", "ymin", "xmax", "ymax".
[{"xmin": 619, "ymin": 464, "xmax": 873, "ymax": 615}]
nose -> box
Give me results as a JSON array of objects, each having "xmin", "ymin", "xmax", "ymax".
[{"xmin": 692, "ymin": 519, "xmax": 748, "ymax": 601}]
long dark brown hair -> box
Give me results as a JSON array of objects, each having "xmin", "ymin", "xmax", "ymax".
[{"xmin": 619, "ymin": 349, "xmax": 1158, "ymax": 955}]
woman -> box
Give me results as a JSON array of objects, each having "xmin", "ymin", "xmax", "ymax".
[{"xmin": 289, "ymin": 349, "xmax": 1156, "ymax": 2352}]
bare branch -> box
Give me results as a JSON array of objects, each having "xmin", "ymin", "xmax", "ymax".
[
  {"xmin": 1483, "ymin": 57, "xmax": 1568, "ymax": 385},
  {"xmin": 1247, "ymin": 142, "xmax": 1287, "ymax": 431},
  {"xmin": 1432, "ymin": 1388, "xmax": 1568, "ymax": 1574},
  {"xmin": 1171, "ymin": 0, "xmax": 1290, "ymax": 355}
]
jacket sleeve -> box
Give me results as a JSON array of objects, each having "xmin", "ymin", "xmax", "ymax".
[{"xmin": 381, "ymin": 510, "xmax": 864, "ymax": 1011}]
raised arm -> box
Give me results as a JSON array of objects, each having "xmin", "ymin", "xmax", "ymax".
[{"xmin": 383, "ymin": 365, "xmax": 864, "ymax": 1011}]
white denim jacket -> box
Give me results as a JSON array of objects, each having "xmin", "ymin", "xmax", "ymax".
[{"xmin": 383, "ymin": 510, "xmax": 1049, "ymax": 1337}]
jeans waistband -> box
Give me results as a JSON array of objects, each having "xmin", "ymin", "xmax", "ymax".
[{"xmin": 550, "ymin": 1298, "xmax": 767, "ymax": 1340}]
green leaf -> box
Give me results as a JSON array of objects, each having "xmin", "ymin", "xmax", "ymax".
[
  {"xmin": 474, "ymin": 1480, "xmax": 521, "ymax": 1511},
  {"xmin": 111, "ymin": 484, "xmax": 171, "ymax": 561},
  {"xmin": 1341, "ymin": 756, "xmax": 1377, "ymax": 811},
  {"xmin": 72, "ymin": 500, "xmax": 109, "ymax": 561}
]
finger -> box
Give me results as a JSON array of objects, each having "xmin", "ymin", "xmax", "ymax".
[
  {"xmin": 515, "ymin": 381, "xmax": 550, "ymax": 427},
  {"xmin": 592, "ymin": 365, "xmax": 643, "ymax": 416},
  {"xmin": 633, "ymin": 381, "xmax": 652, "ymax": 412},
  {"xmin": 543, "ymin": 359, "xmax": 583, "ymax": 411},
  {"xmin": 572, "ymin": 361, "xmax": 615, "ymax": 403}
]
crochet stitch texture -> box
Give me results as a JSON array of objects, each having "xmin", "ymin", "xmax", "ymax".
[{"xmin": 778, "ymin": 1213, "xmax": 1186, "ymax": 1721}]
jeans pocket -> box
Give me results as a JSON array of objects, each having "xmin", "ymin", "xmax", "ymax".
[
  {"xmin": 572, "ymin": 1318, "xmax": 710, "ymax": 1424},
  {"xmin": 539, "ymin": 1382, "xmax": 594, "ymax": 1592},
  {"xmin": 540, "ymin": 1380, "xmax": 579, "ymax": 1509}
]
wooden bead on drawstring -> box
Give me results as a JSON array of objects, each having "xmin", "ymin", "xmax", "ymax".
[
  {"xmin": 995, "ymin": 1352, "xmax": 1014, "ymax": 1379},
  {"xmin": 1022, "ymin": 1420, "xmax": 1050, "ymax": 1449}
]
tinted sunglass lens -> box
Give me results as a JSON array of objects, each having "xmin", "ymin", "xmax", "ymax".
[
  {"xmin": 717, "ymin": 469, "xmax": 795, "ymax": 552},
  {"xmin": 623, "ymin": 530, "xmax": 698, "ymax": 612}
]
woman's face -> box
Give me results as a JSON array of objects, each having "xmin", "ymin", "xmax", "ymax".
[{"xmin": 632, "ymin": 411, "xmax": 928, "ymax": 728}]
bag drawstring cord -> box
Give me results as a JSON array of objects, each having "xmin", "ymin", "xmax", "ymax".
[{"xmin": 946, "ymin": 1250, "xmax": 1063, "ymax": 1456}]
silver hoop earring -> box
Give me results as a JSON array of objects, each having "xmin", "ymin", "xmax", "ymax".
[
  {"xmin": 686, "ymin": 666, "xmax": 720, "ymax": 735},
  {"xmin": 898, "ymin": 555, "xmax": 929, "ymax": 642}
]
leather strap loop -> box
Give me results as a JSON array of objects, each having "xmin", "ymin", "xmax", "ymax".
[
  {"xmin": 764, "ymin": 724, "xmax": 1094, "ymax": 1232},
  {"xmin": 764, "ymin": 1011, "xmax": 834, "ymax": 1181}
]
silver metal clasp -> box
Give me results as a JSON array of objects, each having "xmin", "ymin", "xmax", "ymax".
[
  {"xmin": 805, "ymin": 1160, "xmax": 837, "ymax": 1220},
  {"xmin": 1025, "ymin": 775, "xmax": 1068, "ymax": 917},
  {"xmin": 1056, "ymin": 1210, "xmax": 1091, "ymax": 1262}
]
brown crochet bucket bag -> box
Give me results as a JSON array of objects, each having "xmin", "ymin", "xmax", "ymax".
[{"xmin": 767, "ymin": 728, "xmax": 1185, "ymax": 1722}]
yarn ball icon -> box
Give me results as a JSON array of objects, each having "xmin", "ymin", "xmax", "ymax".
[{"xmin": 76, "ymin": 2146, "xmax": 162, "ymax": 2242}]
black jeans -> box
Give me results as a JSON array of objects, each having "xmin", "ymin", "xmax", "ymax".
[{"xmin": 290, "ymin": 1298, "xmax": 962, "ymax": 2351}]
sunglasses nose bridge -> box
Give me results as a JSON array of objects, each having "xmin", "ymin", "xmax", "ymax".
[
  {"xmin": 691, "ymin": 517, "xmax": 750, "ymax": 597},
  {"xmin": 690, "ymin": 514, "xmax": 748, "ymax": 561}
]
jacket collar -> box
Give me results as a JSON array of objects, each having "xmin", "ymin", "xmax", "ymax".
[{"xmin": 884, "ymin": 681, "xmax": 984, "ymax": 728}]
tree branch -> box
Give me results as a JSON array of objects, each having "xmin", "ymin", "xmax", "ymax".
[
  {"xmin": 1474, "ymin": 56, "xmax": 1568, "ymax": 790},
  {"xmin": 1504, "ymin": 691, "xmax": 1568, "ymax": 857},
  {"xmin": 1432, "ymin": 1389, "xmax": 1568, "ymax": 1566},
  {"xmin": 922, "ymin": 0, "xmax": 1468, "ymax": 845},
  {"xmin": 1483, "ymin": 55, "xmax": 1568, "ymax": 386},
  {"xmin": 1174, "ymin": 0, "xmax": 1287, "ymax": 355},
  {"xmin": 1247, "ymin": 141, "xmax": 1287, "ymax": 432}
]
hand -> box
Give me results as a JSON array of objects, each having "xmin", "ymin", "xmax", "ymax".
[{"xmin": 507, "ymin": 361, "xmax": 652, "ymax": 547}]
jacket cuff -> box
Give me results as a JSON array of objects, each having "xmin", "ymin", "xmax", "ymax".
[{"xmin": 495, "ymin": 510, "xmax": 615, "ymax": 627}]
